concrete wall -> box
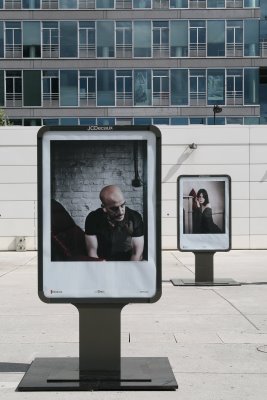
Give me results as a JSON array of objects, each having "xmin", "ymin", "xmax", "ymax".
[{"xmin": 0, "ymin": 125, "xmax": 267, "ymax": 250}]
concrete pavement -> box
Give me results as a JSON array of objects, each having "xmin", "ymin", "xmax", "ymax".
[{"xmin": 0, "ymin": 250, "xmax": 267, "ymax": 399}]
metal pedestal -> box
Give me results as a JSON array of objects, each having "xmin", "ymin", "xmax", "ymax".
[
  {"xmin": 17, "ymin": 304, "xmax": 178, "ymax": 391},
  {"xmin": 171, "ymin": 252, "xmax": 240, "ymax": 286}
]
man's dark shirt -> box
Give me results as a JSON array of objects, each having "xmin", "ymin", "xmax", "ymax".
[{"xmin": 85, "ymin": 207, "xmax": 144, "ymax": 261}]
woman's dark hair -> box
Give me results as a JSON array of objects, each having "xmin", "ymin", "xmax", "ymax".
[{"xmin": 197, "ymin": 189, "xmax": 209, "ymax": 206}]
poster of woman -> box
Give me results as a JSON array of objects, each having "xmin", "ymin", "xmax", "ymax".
[{"xmin": 178, "ymin": 175, "xmax": 231, "ymax": 252}]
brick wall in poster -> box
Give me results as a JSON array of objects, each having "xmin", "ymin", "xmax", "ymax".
[{"xmin": 51, "ymin": 140, "xmax": 145, "ymax": 230}]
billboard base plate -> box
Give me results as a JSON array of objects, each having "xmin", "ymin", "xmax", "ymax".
[
  {"xmin": 16, "ymin": 357, "xmax": 178, "ymax": 391},
  {"xmin": 171, "ymin": 278, "xmax": 240, "ymax": 286}
]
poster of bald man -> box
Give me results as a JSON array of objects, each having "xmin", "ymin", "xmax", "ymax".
[{"xmin": 38, "ymin": 126, "xmax": 161, "ymax": 303}]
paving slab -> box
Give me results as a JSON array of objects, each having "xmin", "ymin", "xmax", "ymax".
[{"xmin": 0, "ymin": 249, "xmax": 267, "ymax": 400}]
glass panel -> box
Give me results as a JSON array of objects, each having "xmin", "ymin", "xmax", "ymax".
[
  {"xmin": 96, "ymin": 0, "xmax": 114, "ymax": 7},
  {"xmin": 0, "ymin": 0, "xmax": 3, "ymax": 7},
  {"xmin": 43, "ymin": 119, "xmax": 59, "ymax": 125},
  {"xmin": 23, "ymin": 22, "xmax": 41, "ymax": 57},
  {"xmin": 207, "ymin": 117, "xmax": 225, "ymax": 125},
  {"xmin": 207, "ymin": 69, "xmax": 225, "ymax": 105},
  {"xmin": 97, "ymin": 21, "xmax": 114, "ymax": 57},
  {"xmin": 244, "ymin": 0, "xmax": 259, "ymax": 7},
  {"xmin": 80, "ymin": 118, "xmax": 96, "ymax": 125},
  {"xmin": 134, "ymin": 70, "xmax": 151, "ymax": 105},
  {"xmin": 0, "ymin": 22, "xmax": 3, "ymax": 58},
  {"xmin": 0, "ymin": 70, "xmax": 4, "ymax": 106},
  {"xmin": 23, "ymin": 70, "xmax": 41, "ymax": 106},
  {"xmin": 60, "ymin": 21, "xmax": 78, "ymax": 57},
  {"xmin": 60, "ymin": 70, "xmax": 78, "ymax": 106},
  {"xmin": 133, "ymin": 0, "xmax": 151, "ymax": 8},
  {"xmin": 97, "ymin": 70, "xmax": 115, "ymax": 106},
  {"xmin": 134, "ymin": 21, "xmax": 151, "ymax": 57},
  {"xmin": 61, "ymin": 118, "xmax": 79, "ymax": 125},
  {"xmin": 97, "ymin": 118, "xmax": 115, "ymax": 125},
  {"xmin": 22, "ymin": 0, "xmax": 41, "ymax": 7},
  {"xmin": 207, "ymin": 0, "xmax": 225, "ymax": 6},
  {"xmin": 244, "ymin": 117, "xmax": 259, "ymax": 124},
  {"xmin": 244, "ymin": 68, "xmax": 259, "ymax": 105},
  {"xmin": 59, "ymin": 0, "xmax": 77, "ymax": 7},
  {"xmin": 244, "ymin": 20, "xmax": 259, "ymax": 56},
  {"xmin": 170, "ymin": 20, "xmax": 188, "ymax": 57},
  {"xmin": 134, "ymin": 117, "xmax": 152, "ymax": 124},
  {"xmin": 207, "ymin": 20, "xmax": 225, "ymax": 56},
  {"xmin": 170, "ymin": 0, "xmax": 188, "ymax": 7},
  {"xmin": 171, "ymin": 69, "xmax": 188, "ymax": 105},
  {"xmin": 190, "ymin": 118, "xmax": 206, "ymax": 125},
  {"xmin": 153, "ymin": 118, "xmax": 169, "ymax": 124},
  {"xmin": 170, "ymin": 117, "xmax": 188, "ymax": 125}
]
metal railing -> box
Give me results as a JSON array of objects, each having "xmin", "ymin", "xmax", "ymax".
[
  {"xmin": 116, "ymin": 92, "xmax": 133, "ymax": 106},
  {"xmin": 5, "ymin": 45, "xmax": 22, "ymax": 58},
  {"xmin": 189, "ymin": 44, "xmax": 206, "ymax": 57},
  {"xmin": 42, "ymin": 44, "xmax": 59, "ymax": 58},
  {"xmin": 6, "ymin": 93, "xmax": 22, "ymax": 107},
  {"xmin": 226, "ymin": 90, "xmax": 243, "ymax": 105},
  {"xmin": 226, "ymin": 43, "xmax": 243, "ymax": 57},
  {"xmin": 153, "ymin": 92, "xmax": 169, "ymax": 106}
]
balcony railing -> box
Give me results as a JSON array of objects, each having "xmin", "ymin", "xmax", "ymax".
[
  {"xmin": 6, "ymin": 93, "xmax": 22, "ymax": 107},
  {"xmin": 153, "ymin": 44, "xmax": 169, "ymax": 58},
  {"xmin": 226, "ymin": 90, "xmax": 243, "ymax": 105},
  {"xmin": 116, "ymin": 92, "xmax": 133, "ymax": 106},
  {"xmin": 189, "ymin": 0, "xmax": 206, "ymax": 8},
  {"xmin": 42, "ymin": 44, "xmax": 59, "ymax": 58},
  {"xmin": 226, "ymin": 0, "xmax": 243, "ymax": 7},
  {"xmin": 226, "ymin": 43, "xmax": 243, "ymax": 57},
  {"xmin": 260, "ymin": 41, "xmax": 267, "ymax": 57},
  {"xmin": 5, "ymin": 45, "xmax": 22, "ymax": 58},
  {"xmin": 153, "ymin": 92, "xmax": 169, "ymax": 106},
  {"xmin": 190, "ymin": 92, "xmax": 206, "ymax": 106},
  {"xmin": 79, "ymin": 44, "xmax": 96, "ymax": 58},
  {"xmin": 189, "ymin": 44, "xmax": 206, "ymax": 57},
  {"xmin": 116, "ymin": 44, "xmax": 132, "ymax": 58},
  {"xmin": 43, "ymin": 93, "xmax": 59, "ymax": 107},
  {"xmin": 5, "ymin": 0, "xmax": 21, "ymax": 8},
  {"xmin": 79, "ymin": 92, "xmax": 96, "ymax": 106}
]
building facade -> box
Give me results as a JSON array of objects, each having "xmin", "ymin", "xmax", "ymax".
[{"xmin": 0, "ymin": 0, "xmax": 266, "ymax": 126}]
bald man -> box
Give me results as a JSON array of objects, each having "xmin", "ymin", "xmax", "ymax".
[{"xmin": 85, "ymin": 185, "xmax": 144, "ymax": 261}]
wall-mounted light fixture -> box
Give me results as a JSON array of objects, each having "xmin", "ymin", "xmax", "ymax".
[
  {"xmin": 213, "ymin": 105, "xmax": 222, "ymax": 125},
  {"xmin": 189, "ymin": 143, "xmax": 197, "ymax": 150}
]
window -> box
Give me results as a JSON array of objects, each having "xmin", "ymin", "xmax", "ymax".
[
  {"xmin": 60, "ymin": 70, "xmax": 78, "ymax": 106},
  {"xmin": 226, "ymin": 69, "xmax": 243, "ymax": 105},
  {"xmin": 22, "ymin": 0, "xmax": 40, "ymax": 7},
  {"xmin": 60, "ymin": 21, "xmax": 78, "ymax": 57},
  {"xmin": 244, "ymin": 20, "xmax": 259, "ymax": 56},
  {"xmin": 97, "ymin": 70, "xmax": 115, "ymax": 106},
  {"xmin": 79, "ymin": 21, "xmax": 95, "ymax": 58},
  {"xmin": 153, "ymin": 69, "xmax": 169, "ymax": 105},
  {"xmin": 134, "ymin": 70, "xmax": 151, "ymax": 105},
  {"xmin": 207, "ymin": 69, "xmax": 225, "ymax": 105},
  {"xmin": 189, "ymin": 20, "xmax": 206, "ymax": 57},
  {"xmin": 79, "ymin": 70, "xmax": 96, "ymax": 106},
  {"xmin": 190, "ymin": 69, "xmax": 206, "ymax": 105},
  {"xmin": 170, "ymin": 0, "xmax": 188, "ymax": 7},
  {"xmin": 171, "ymin": 69, "xmax": 188, "ymax": 105},
  {"xmin": 170, "ymin": 20, "xmax": 188, "ymax": 57},
  {"xmin": 207, "ymin": 20, "xmax": 225, "ymax": 57},
  {"xmin": 43, "ymin": 70, "xmax": 59, "ymax": 107},
  {"xmin": 0, "ymin": 22, "xmax": 3, "ymax": 58},
  {"xmin": 5, "ymin": 70, "xmax": 22, "ymax": 107},
  {"xmin": 244, "ymin": 68, "xmax": 259, "ymax": 105},
  {"xmin": 97, "ymin": 21, "xmax": 114, "ymax": 57},
  {"xmin": 207, "ymin": 0, "xmax": 225, "ymax": 6},
  {"xmin": 116, "ymin": 70, "xmax": 133, "ymax": 106},
  {"xmin": 116, "ymin": 21, "xmax": 132, "ymax": 58},
  {"xmin": 42, "ymin": 22, "xmax": 59, "ymax": 58},
  {"xmin": 226, "ymin": 20, "xmax": 243, "ymax": 57},
  {"xmin": 23, "ymin": 22, "xmax": 41, "ymax": 57},
  {"xmin": 96, "ymin": 0, "xmax": 114, "ymax": 7},
  {"xmin": 23, "ymin": 70, "xmax": 41, "ymax": 106},
  {"xmin": 153, "ymin": 21, "xmax": 169, "ymax": 58},
  {"xmin": 5, "ymin": 22, "xmax": 22, "ymax": 58},
  {"xmin": 59, "ymin": 0, "xmax": 77, "ymax": 7},
  {"xmin": 133, "ymin": 0, "xmax": 151, "ymax": 8},
  {"xmin": 134, "ymin": 21, "xmax": 151, "ymax": 57}
]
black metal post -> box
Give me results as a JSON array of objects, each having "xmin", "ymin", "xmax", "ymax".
[{"xmin": 194, "ymin": 252, "xmax": 215, "ymax": 283}]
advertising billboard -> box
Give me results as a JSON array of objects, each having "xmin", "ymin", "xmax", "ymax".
[
  {"xmin": 178, "ymin": 175, "xmax": 231, "ymax": 252},
  {"xmin": 38, "ymin": 126, "xmax": 161, "ymax": 303}
]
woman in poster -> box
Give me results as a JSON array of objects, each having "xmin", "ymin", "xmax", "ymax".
[{"xmin": 192, "ymin": 189, "xmax": 222, "ymax": 234}]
